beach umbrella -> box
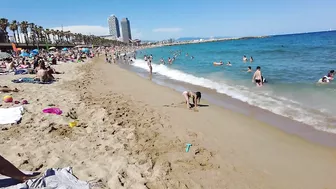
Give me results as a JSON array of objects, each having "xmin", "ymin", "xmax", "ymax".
[
  {"xmin": 62, "ymin": 47, "xmax": 68, "ymax": 51},
  {"xmin": 0, "ymin": 52, "xmax": 12, "ymax": 60},
  {"xmin": 49, "ymin": 47, "xmax": 56, "ymax": 50},
  {"xmin": 32, "ymin": 49, "xmax": 39, "ymax": 53},
  {"xmin": 19, "ymin": 52, "xmax": 30, "ymax": 57}
]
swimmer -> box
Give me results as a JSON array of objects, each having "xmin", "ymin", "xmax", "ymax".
[
  {"xmin": 226, "ymin": 61, "xmax": 232, "ymax": 66},
  {"xmin": 160, "ymin": 57, "xmax": 165, "ymax": 64},
  {"xmin": 247, "ymin": 66, "xmax": 252, "ymax": 72},
  {"xmin": 243, "ymin": 55, "xmax": 247, "ymax": 62},
  {"xmin": 191, "ymin": 56, "xmax": 194, "ymax": 59},
  {"xmin": 250, "ymin": 56, "xmax": 253, "ymax": 62},
  {"xmin": 182, "ymin": 91, "xmax": 202, "ymax": 109},
  {"xmin": 327, "ymin": 70, "xmax": 334, "ymax": 80},
  {"xmin": 186, "ymin": 53, "xmax": 189, "ymax": 57},
  {"xmin": 252, "ymin": 66, "xmax": 263, "ymax": 87},
  {"xmin": 213, "ymin": 60, "xmax": 223, "ymax": 66},
  {"xmin": 144, "ymin": 55, "xmax": 148, "ymax": 61}
]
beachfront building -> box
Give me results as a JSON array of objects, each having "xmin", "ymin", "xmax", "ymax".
[
  {"xmin": 108, "ymin": 15, "xmax": 120, "ymax": 39},
  {"xmin": 121, "ymin": 18, "xmax": 132, "ymax": 43}
]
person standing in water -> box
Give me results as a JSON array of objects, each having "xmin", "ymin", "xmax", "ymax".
[
  {"xmin": 182, "ymin": 91, "xmax": 202, "ymax": 109},
  {"xmin": 252, "ymin": 66, "xmax": 263, "ymax": 87},
  {"xmin": 247, "ymin": 66, "xmax": 252, "ymax": 72},
  {"xmin": 147, "ymin": 59, "xmax": 152, "ymax": 74}
]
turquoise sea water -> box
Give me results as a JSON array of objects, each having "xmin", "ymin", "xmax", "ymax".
[{"xmin": 133, "ymin": 31, "xmax": 336, "ymax": 133}]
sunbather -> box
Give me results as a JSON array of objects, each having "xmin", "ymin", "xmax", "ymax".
[
  {"xmin": 0, "ymin": 86, "xmax": 19, "ymax": 92},
  {"xmin": 36, "ymin": 60, "xmax": 54, "ymax": 82}
]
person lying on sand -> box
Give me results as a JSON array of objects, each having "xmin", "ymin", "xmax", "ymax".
[
  {"xmin": 0, "ymin": 86, "xmax": 19, "ymax": 92},
  {"xmin": 182, "ymin": 91, "xmax": 202, "ymax": 109},
  {"xmin": 0, "ymin": 155, "xmax": 39, "ymax": 182},
  {"xmin": 35, "ymin": 60, "xmax": 54, "ymax": 82}
]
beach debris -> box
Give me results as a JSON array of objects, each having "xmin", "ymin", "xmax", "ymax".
[
  {"xmin": 42, "ymin": 107, "xmax": 63, "ymax": 115},
  {"xmin": 3, "ymin": 95, "xmax": 13, "ymax": 103},
  {"xmin": 69, "ymin": 121, "xmax": 78, "ymax": 128},
  {"xmin": 65, "ymin": 108, "xmax": 78, "ymax": 119},
  {"xmin": 186, "ymin": 143, "xmax": 192, "ymax": 152}
]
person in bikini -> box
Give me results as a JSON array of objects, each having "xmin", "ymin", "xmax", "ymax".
[
  {"xmin": 252, "ymin": 66, "xmax": 263, "ymax": 87},
  {"xmin": 182, "ymin": 91, "xmax": 202, "ymax": 109}
]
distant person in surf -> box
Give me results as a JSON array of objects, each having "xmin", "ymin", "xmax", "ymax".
[
  {"xmin": 191, "ymin": 56, "xmax": 194, "ymax": 59},
  {"xmin": 213, "ymin": 61, "xmax": 223, "ymax": 66},
  {"xmin": 252, "ymin": 66, "xmax": 263, "ymax": 87},
  {"xmin": 243, "ymin": 55, "xmax": 247, "ymax": 62},
  {"xmin": 318, "ymin": 76, "xmax": 330, "ymax": 84},
  {"xmin": 247, "ymin": 66, "xmax": 252, "ymax": 72},
  {"xmin": 250, "ymin": 56, "xmax": 254, "ymax": 62},
  {"xmin": 186, "ymin": 53, "xmax": 189, "ymax": 57},
  {"xmin": 147, "ymin": 59, "xmax": 152, "ymax": 74},
  {"xmin": 160, "ymin": 58, "xmax": 165, "ymax": 64},
  {"xmin": 144, "ymin": 55, "xmax": 148, "ymax": 62},
  {"xmin": 182, "ymin": 91, "xmax": 202, "ymax": 109},
  {"xmin": 168, "ymin": 57, "xmax": 172, "ymax": 64},
  {"xmin": 226, "ymin": 61, "xmax": 232, "ymax": 66},
  {"xmin": 327, "ymin": 70, "xmax": 334, "ymax": 80},
  {"xmin": 149, "ymin": 54, "xmax": 153, "ymax": 61}
]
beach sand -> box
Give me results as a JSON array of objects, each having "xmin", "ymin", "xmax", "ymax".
[{"xmin": 1, "ymin": 58, "xmax": 336, "ymax": 189}]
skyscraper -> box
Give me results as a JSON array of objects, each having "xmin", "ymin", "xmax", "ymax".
[
  {"xmin": 121, "ymin": 18, "xmax": 132, "ymax": 43},
  {"xmin": 108, "ymin": 15, "xmax": 120, "ymax": 38}
]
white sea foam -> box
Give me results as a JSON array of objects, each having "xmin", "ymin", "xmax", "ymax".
[{"xmin": 131, "ymin": 59, "xmax": 336, "ymax": 133}]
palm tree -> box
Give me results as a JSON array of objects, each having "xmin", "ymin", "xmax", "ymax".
[
  {"xmin": 16, "ymin": 21, "xmax": 21, "ymax": 43},
  {"xmin": 20, "ymin": 21, "xmax": 29, "ymax": 46},
  {"xmin": 45, "ymin": 29, "xmax": 51, "ymax": 43},
  {"xmin": 0, "ymin": 18, "xmax": 9, "ymax": 42},
  {"xmin": 50, "ymin": 29, "xmax": 56, "ymax": 44},
  {"xmin": 9, "ymin": 20, "xmax": 18, "ymax": 43}
]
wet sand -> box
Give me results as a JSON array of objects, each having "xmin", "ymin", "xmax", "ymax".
[{"xmin": 1, "ymin": 58, "xmax": 336, "ymax": 189}]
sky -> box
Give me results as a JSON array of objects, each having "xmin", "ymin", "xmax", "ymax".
[{"xmin": 1, "ymin": 0, "xmax": 335, "ymax": 40}]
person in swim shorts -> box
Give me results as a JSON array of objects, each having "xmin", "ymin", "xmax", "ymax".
[
  {"xmin": 182, "ymin": 91, "xmax": 201, "ymax": 109},
  {"xmin": 252, "ymin": 66, "xmax": 263, "ymax": 87}
]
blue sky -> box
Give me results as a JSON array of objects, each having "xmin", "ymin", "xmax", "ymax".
[{"xmin": 1, "ymin": 0, "xmax": 335, "ymax": 40}]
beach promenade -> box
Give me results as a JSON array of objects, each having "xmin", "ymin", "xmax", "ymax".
[{"xmin": 1, "ymin": 57, "xmax": 336, "ymax": 188}]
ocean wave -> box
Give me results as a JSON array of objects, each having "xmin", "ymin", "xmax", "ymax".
[{"xmin": 131, "ymin": 59, "xmax": 336, "ymax": 133}]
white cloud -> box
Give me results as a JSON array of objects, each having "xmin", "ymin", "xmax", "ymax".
[
  {"xmin": 51, "ymin": 25, "xmax": 143, "ymax": 39},
  {"xmin": 152, "ymin": 28, "xmax": 182, "ymax": 33}
]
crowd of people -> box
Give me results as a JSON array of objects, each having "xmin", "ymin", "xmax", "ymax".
[{"xmin": 0, "ymin": 47, "xmax": 94, "ymax": 82}]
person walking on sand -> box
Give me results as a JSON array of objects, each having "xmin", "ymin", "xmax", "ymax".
[
  {"xmin": 252, "ymin": 66, "xmax": 263, "ymax": 87},
  {"xmin": 182, "ymin": 91, "xmax": 202, "ymax": 109}
]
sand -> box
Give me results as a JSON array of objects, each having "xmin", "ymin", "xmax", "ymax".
[{"xmin": 1, "ymin": 58, "xmax": 336, "ymax": 189}]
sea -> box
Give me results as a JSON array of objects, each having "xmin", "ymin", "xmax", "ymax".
[{"xmin": 130, "ymin": 31, "xmax": 336, "ymax": 135}]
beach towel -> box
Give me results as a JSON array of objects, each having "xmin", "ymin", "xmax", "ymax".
[
  {"xmin": 11, "ymin": 78, "xmax": 53, "ymax": 84},
  {"xmin": 0, "ymin": 167, "xmax": 90, "ymax": 189},
  {"xmin": 0, "ymin": 106, "xmax": 23, "ymax": 124},
  {"xmin": 14, "ymin": 69, "xmax": 28, "ymax": 75}
]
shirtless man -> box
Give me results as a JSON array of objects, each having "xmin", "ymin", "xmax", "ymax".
[
  {"xmin": 182, "ymin": 91, "xmax": 202, "ymax": 109},
  {"xmin": 252, "ymin": 66, "xmax": 263, "ymax": 87},
  {"xmin": 247, "ymin": 66, "xmax": 252, "ymax": 72}
]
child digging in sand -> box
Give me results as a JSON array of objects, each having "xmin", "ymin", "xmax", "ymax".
[{"xmin": 182, "ymin": 91, "xmax": 201, "ymax": 109}]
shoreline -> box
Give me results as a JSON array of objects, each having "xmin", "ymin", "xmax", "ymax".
[
  {"xmin": 102, "ymin": 58, "xmax": 336, "ymax": 188},
  {"xmin": 119, "ymin": 59, "xmax": 336, "ymax": 147}
]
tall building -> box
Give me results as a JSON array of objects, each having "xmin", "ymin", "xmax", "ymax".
[
  {"xmin": 121, "ymin": 18, "xmax": 132, "ymax": 43},
  {"xmin": 108, "ymin": 15, "xmax": 120, "ymax": 38}
]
